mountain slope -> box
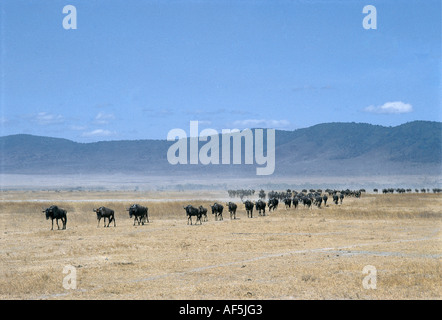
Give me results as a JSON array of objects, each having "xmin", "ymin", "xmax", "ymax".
[{"xmin": 0, "ymin": 121, "xmax": 440, "ymax": 176}]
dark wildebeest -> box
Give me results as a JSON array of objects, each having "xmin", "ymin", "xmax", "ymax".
[
  {"xmin": 292, "ymin": 197, "xmax": 299, "ymax": 209},
  {"xmin": 127, "ymin": 204, "xmax": 149, "ymax": 226},
  {"xmin": 340, "ymin": 193, "xmax": 344, "ymax": 204},
  {"xmin": 333, "ymin": 195, "xmax": 339, "ymax": 204},
  {"xmin": 210, "ymin": 203, "xmax": 224, "ymax": 221},
  {"xmin": 227, "ymin": 202, "xmax": 238, "ymax": 220},
  {"xmin": 322, "ymin": 194, "xmax": 328, "ymax": 206},
  {"xmin": 184, "ymin": 205, "xmax": 202, "ymax": 225},
  {"xmin": 283, "ymin": 198, "xmax": 291, "ymax": 209},
  {"xmin": 244, "ymin": 200, "xmax": 254, "ymax": 218},
  {"xmin": 43, "ymin": 205, "xmax": 67, "ymax": 230},
  {"xmin": 93, "ymin": 206, "xmax": 116, "ymax": 227},
  {"xmin": 314, "ymin": 196, "xmax": 323, "ymax": 208},
  {"xmin": 199, "ymin": 205, "xmax": 208, "ymax": 222},
  {"xmin": 302, "ymin": 197, "xmax": 312, "ymax": 209},
  {"xmin": 268, "ymin": 198, "xmax": 279, "ymax": 212},
  {"xmin": 255, "ymin": 199, "xmax": 266, "ymax": 216}
]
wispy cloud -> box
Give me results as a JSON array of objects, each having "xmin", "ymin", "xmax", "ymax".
[
  {"xmin": 94, "ymin": 112, "xmax": 115, "ymax": 124},
  {"xmin": 70, "ymin": 125, "xmax": 87, "ymax": 131},
  {"xmin": 232, "ymin": 119, "xmax": 290, "ymax": 129},
  {"xmin": 186, "ymin": 108, "xmax": 251, "ymax": 116},
  {"xmin": 0, "ymin": 116, "xmax": 9, "ymax": 125},
  {"xmin": 81, "ymin": 129, "xmax": 115, "ymax": 137},
  {"xmin": 364, "ymin": 101, "xmax": 413, "ymax": 114},
  {"xmin": 28, "ymin": 112, "xmax": 65, "ymax": 125}
]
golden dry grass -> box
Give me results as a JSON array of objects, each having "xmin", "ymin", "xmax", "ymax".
[{"xmin": 0, "ymin": 191, "xmax": 441, "ymax": 300}]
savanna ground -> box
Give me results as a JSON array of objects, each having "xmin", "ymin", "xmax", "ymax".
[{"xmin": 0, "ymin": 190, "xmax": 441, "ymax": 300}]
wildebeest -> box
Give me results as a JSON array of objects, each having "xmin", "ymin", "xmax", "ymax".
[
  {"xmin": 199, "ymin": 205, "xmax": 208, "ymax": 222},
  {"xmin": 322, "ymin": 194, "xmax": 328, "ymax": 206},
  {"xmin": 255, "ymin": 199, "xmax": 266, "ymax": 216},
  {"xmin": 127, "ymin": 204, "xmax": 149, "ymax": 226},
  {"xmin": 292, "ymin": 197, "xmax": 299, "ymax": 209},
  {"xmin": 268, "ymin": 198, "xmax": 279, "ymax": 212},
  {"xmin": 283, "ymin": 198, "xmax": 291, "ymax": 209},
  {"xmin": 339, "ymin": 193, "xmax": 344, "ymax": 204},
  {"xmin": 314, "ymin": 195, "xmax": 322, "ymax": 208},
  {"xmin": 333, "ymin": 195, "xmax": 339, "ymax": 205},
  {"xmin": 43, "ymin": 205, "xmax": 67, "ymax": 230},
  {"xmin": 184, "ymin": 205, "xmax": 202, "ymax": 225},
  {"xmin": 227, "ymin": 202, "xmax": 238, "ymax": 220},
  {"xmin": 210, "ymin": 203, "xmax": 224, "ymax": 221},
  {"xmin": 93, "ymin": 206, "xmax": 115, "ymax": 227},
  {"xmin": 244, "ymin": 200, "xmax": 254, "ymax": 218},
  {"xmin": 302, "ymin": 197, "xmax": 312, "ymax": 209}
]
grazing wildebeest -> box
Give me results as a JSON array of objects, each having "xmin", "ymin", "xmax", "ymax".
[
  {"xmin": 292, "ymin": 197, "xmax": 299, "ymax": 209},
  {"xmin": 227, "ymin": 202, "xmax": 238, "ymax": 220},
  {"xmin": 333, "ymin": 195, "xmax": 339, "ymax": 204},
  {"xmin": 198, "ymin": 205, "xmax": 208, "ymax": 222},
  {"xmin": 339, "ymin": 193, "xmax": 344, "ymax": 204},
  {"xmin": 255, "ymin": 199, "xmax": 266, "ymax": 216},
  {"xmin": 93, "ymin": 206, "xmax": 116, "ymax": 227},
  {"xmin": 268, "ymin": 198, "xmax": 279, "ymax": 212},
  {"xmin": 283, "ymin": 198, "xmax": 292, "ymax": 209},
  {"xmin": 127, "ymin": 204, "xmax": 149, "ymax": 226},
  {"xmin": 322, "ymin": 194, "xmax": 328, "ymax": 206},
  {"xmin": 244, "ymin": 200, "xmax": 254, "ymax": 218},
  {"xmin": 210, "ymin": 203, "xmax": 224, "ymax": 221},
  {"xmin": 43, "ymin": 205, "xmax": 67, "ymax": 230},
  {"xmin": 184, "ymin": 205, "xmax": 202, "ymax": 225}
]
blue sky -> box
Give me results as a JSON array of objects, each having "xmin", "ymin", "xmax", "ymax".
[{"xmin": 1, "ymin": 0, "xmax": 440, "ymax": 141}]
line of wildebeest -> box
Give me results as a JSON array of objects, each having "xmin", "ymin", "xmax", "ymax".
[
  {"xmin": 42, "ymin": 204, "xmax": 149, "ymax": 230},
  {"xmin": 41, "ymin": 188, "xmax": 362, "ymax": 230}
]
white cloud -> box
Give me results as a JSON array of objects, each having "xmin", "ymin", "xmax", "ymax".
[
  {"xmin": 364, "ymin": 101, "xmax": 413, "ymax": 114},
  {"xmin": 30, "ymin": 112, "xmax": 65, "ymax": 125},
  {"xmin": 70, "ymin": 125, "xmax": 87, "ymax": 131},
  {"xmin": 232, "ymin": 119, "xmax": 290, "ymax": 128},
  {"xmin": 94, "ymin": 112, "xmax": 115, "ymax": 124},
  {"xmin": 81, "ymin": 129, "xmax": 115, "ymax": 137}
]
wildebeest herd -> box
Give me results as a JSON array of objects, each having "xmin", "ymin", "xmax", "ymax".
[
  {"xmin": 40, "ymin": 188, "xmax": 363, "ymax": 230},
  {"xmin": 42, "ymin": 203, "xmax": 148, "ymax": 230}
]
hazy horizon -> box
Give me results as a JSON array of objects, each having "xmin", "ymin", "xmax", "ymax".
[{"xmin": 1, "ymin": 119, "xmax": 440, "ymax": 143}]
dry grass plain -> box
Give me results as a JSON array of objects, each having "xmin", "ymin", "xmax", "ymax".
[{"xmin": 0, "ymin": 191, "xmax": 441, "ymax": 300}]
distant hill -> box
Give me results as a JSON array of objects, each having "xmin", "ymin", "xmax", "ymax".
[{"xmin": 0, "ymin": 121, "xmax": 441, "ymax": 177}]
